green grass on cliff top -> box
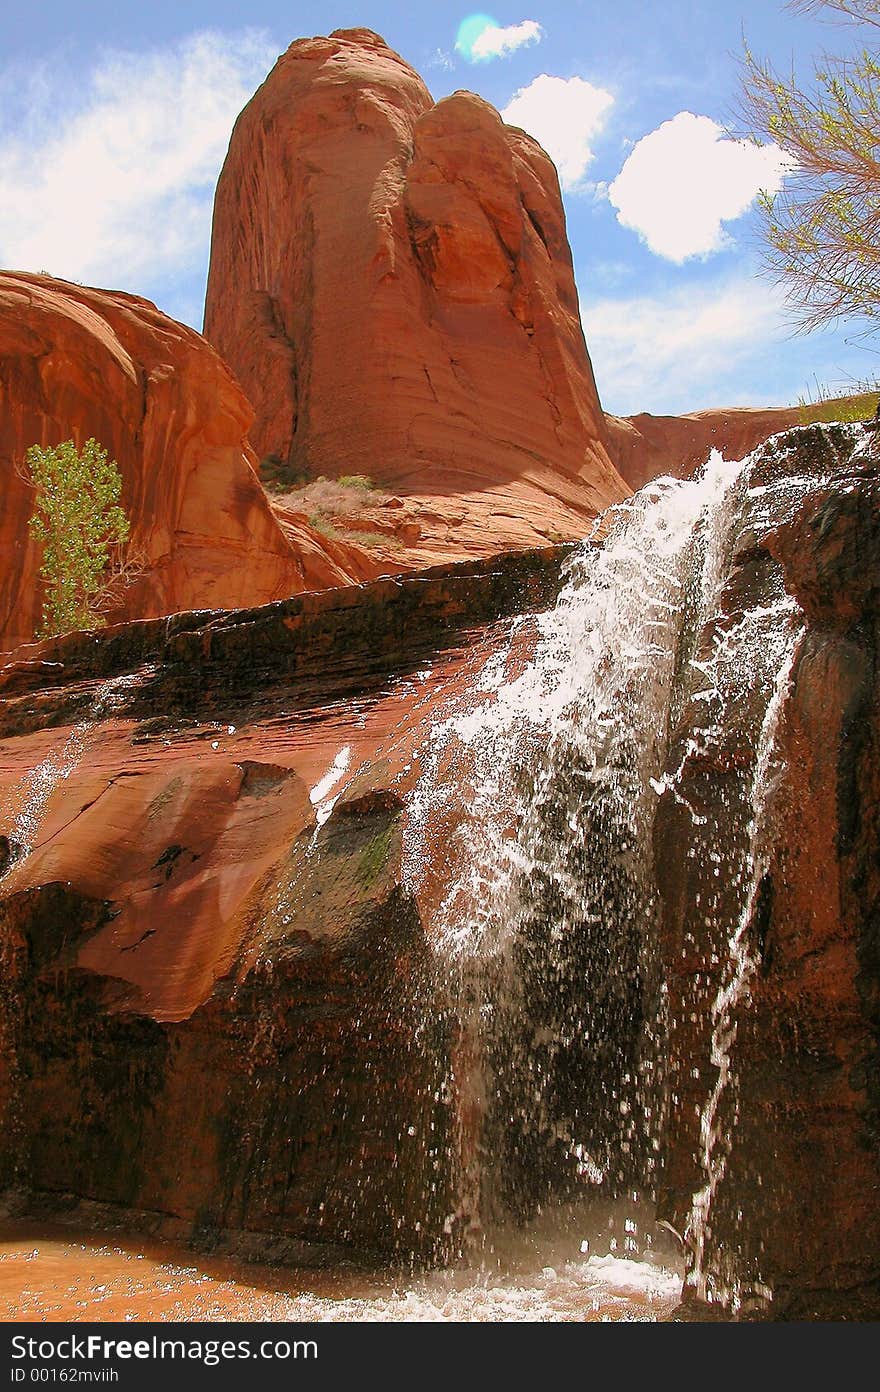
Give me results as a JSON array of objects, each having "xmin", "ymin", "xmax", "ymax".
[{"xmin": 797, "ymin": 381, "xmax": 880, "ymax": 425}]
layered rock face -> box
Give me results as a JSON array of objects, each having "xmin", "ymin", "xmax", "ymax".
[
  {"xmin": 204, "ymin": 28, "xmax": 627, "ymax": 564},
  {"xmin": 0, "ymin": 272, "xmax": 380, "ymax": 653},
  {"xmin": 605, "ymin": 406, "xmax": 803, "ymax": 492},
  {"xmin": 0, "ymin": 547, "xmax": 564, "ymax": 1257}
]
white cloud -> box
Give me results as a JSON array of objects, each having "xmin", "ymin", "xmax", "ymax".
[
  {"xmin": 608, "ymin": 112, "xmax": 792, "ymax": 262},
  {"xmin": 471, "ymin": 20, "xmax": 543, "ymax": 61},
  {"xmin": 427, "ymin": 47, "xmax": 455, "ymax": 71},
  {"xmin": 502, "ymin": 75, "xmax": 614, "ymax": 190},
  {"xmin": 581, "ymin": 275, "xmax": 788, "ymax": 414},
  {"xmin": 0, "ymin": 30, "xmax": 275, "ymax": 301}
]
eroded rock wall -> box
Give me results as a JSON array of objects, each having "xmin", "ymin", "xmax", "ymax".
[
  {"xmin": 0, "ymin": 547, "xmax": 565, "ymax": 1256},
  {"xmin": 605, "ymin": 406, "xmax": 804, "ymax": 492},
  {"xmin": 0, "ymin": 272, "xmax": 380, "ymax": 653}
]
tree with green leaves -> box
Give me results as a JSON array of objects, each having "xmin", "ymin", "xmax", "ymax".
[
  {"xmin": 22, "ymin": 437, "xmax": 134, "ymax": 639},
  {"xmin": 740, "ymin": 0, "xmax": 880, "ymax": 332}
]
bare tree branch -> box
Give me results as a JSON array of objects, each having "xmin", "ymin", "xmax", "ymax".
[
  {"xmin": 788, "ymin": 1, "xmax": 880, "ymax": 29},
  {"xmin": 737, "ymin": 6, "xmax": 880, "ymax": 332}
]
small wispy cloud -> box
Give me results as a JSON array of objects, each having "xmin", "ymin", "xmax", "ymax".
[
  {"xmin": 581, "ymin": 274, "xmax": 788, "ymax": 414},
  {"xmin": 502, "ymin": 74, "xmax": 614, "ymax": 190},
  {"xmin": 608, "ymin": 112, "xmax": 792, "ymax": 262},
  {"xmin": 427, "ymin": 47, "xmax": 456, "ymax": 71},
  {"xmin": 455, "ymin": 15, "xmax": 543, "ymax": 63},
  {"xmin": 0, "ymin": 30, "xmax": 276, "ymax": 314}
]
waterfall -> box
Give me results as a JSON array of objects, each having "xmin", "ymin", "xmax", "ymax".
[
  {"xmin": 404, "ymin": 439, "xmax": 806, "ymax": 1295},
  {"xmin": 685, "ymin": 630, "xmax": 801, "ymax": 1310},
  {"xmin": 0, "ymin": 673, "xmax": 139, "ymax": 876},
  {"xmin": 0, "ymin": 671, "xmax": 141, "ymax": 1187}
]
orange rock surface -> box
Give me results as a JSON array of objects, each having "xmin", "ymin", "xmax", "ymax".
[
  {"xmin": 0, "ymin": 547, "xmax": 563, "ymax": 1254},
  {"xmin": 204, "ymin": 28, "xmax": 628, "ymax": 565},
  {"xmin": 0, "ymin": 272, "xmax": 381, "ymax": 654},
  {"xmin": 605, "ymin": 406, "xmax": 804, "ymax": 491}
]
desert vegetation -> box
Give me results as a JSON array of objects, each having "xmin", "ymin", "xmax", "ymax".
[
  {"xmin": 269, "ymin": 472, "xmax": 399, "ymax": 550},
  {"xmin": 740, "ymin": 0, "xmax": 880, "ymax": 333},
  {"xmin": 18, "ymin": 438, "xmax": 139, "ymax": 638}
]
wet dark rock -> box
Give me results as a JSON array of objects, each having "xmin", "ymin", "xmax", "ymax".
[
  {"xmin": 1, "ymin": 424, "xmax": 878, "ymax": 1310},
  {"xmin": 0, "ymin": 544, "xmax": 568, "ymax": 1260},
  {"xmin": 653, "ymin": 425, "xmax": 880, "ymax": 1319}
]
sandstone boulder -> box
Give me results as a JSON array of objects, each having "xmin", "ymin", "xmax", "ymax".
[{"xmin": 0, "ymin": 545, "xmax": 564, "ymax": 1256}]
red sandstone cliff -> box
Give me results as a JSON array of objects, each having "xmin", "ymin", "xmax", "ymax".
[
  {"xmin": 0, "ymin": 425, "xmax": 877, "ymax": 1305},
  {"xmin": 0, "ymin": 272, "xmax": 381, "ymax": 653},
  {"xmin": 204, "ymin": 28, "xmax": 628, "ymax": 564},
  {"xmin": 605, "ymin": 406, "xmax": 804, "ymax": 491}
]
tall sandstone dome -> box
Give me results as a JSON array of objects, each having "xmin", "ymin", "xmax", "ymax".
[{"xmin": 204, "ymin": 28, "xmax": 629, "ymax": 561}]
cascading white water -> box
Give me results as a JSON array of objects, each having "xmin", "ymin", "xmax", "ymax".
[
  {"xmin": 405, "ymin": 451, "xmax": 745, "ymax": 967},
  {"xmin": 684, "ymin": 629, "xmax": 801, "ymax": 1311},
  {"xmin": 0, "ymin": 672, "xmax": 142, "ymax": 1186},
  {"xmin": 404, "ymin": 439, "xmax": 807, "ymax": 1297}
]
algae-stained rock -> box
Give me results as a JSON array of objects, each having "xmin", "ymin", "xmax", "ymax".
[{"xmin": 0, "ymin": 546, "xmax": 567, "ymax": 1257}]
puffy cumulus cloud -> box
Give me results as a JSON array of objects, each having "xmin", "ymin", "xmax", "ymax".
[
  {"xmin": 502, "ymin": 75, "xmax": 614, "ymax": 190},
  {"xmin": 607, "ymin": 112, "xmax": 792, "ymax": 262},
  {"xmin": 0, "ymin": 30, "xmax": 276, "ymax": 311},
  {"xmin": 581, "ymin": 276, "xmax": 788, "ymax": 414}
]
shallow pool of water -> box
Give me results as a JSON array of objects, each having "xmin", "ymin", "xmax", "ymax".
[{"xmin": 0, "ymin": 1207, "xmax": 683, "ymax": 1323}]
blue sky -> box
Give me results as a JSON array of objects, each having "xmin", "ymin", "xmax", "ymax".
[{"xmin": 1, "ymin": 1, "xmax": 876, "ymax": 414}]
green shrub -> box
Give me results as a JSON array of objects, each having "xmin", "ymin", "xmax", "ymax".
[
  {"xmin": 22, "ymin": 438, "xmax": 134, "ymax": 639},
  {"xmin": 336, "ymin": 474, "xmax": 375, "ymax": 491},
  {"xmin": 307, "ymin": 513, "xmax": 340, "ymax": 539}
]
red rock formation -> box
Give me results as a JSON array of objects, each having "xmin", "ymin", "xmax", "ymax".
[
  {"xmin": 0, "ymin": 546, "xmax": 563, "ymax": 1256},
  {"xmin": 1, "ymin": 424, "xmax": 878, "ymax": 1310},
  {"xmin": 0, "ymin": 272, "xmax": 381, "ymax": 653},
  {"xmin": 605, "ymin": 406, "xmax": 804, "ymax": 491},
  {"xmin": 204, "ymin": 28, "xmax": 628, "ymax": 564}
]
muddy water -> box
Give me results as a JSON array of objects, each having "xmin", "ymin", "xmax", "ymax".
[{"xmin": 0, "ymin": 1210, "xmax": 682, "ymax": 1323}]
